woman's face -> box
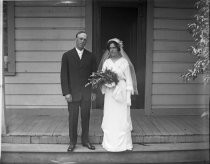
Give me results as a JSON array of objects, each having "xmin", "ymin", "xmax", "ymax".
[{"xmin": 109, "ymin": 43, "xmax": 119, "ymax": 58}]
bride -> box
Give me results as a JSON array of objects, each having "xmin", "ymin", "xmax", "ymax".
[{"xmin": 98, "ymin": 38, "xmax": 138, "ymax": 152}]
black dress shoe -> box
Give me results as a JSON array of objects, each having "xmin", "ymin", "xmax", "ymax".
[
  {"xmin": 82, "ymin": 142, "xmax": 95, "ymax": 150},
  {"xmin": 67, "ymin": 144, "xmax": 75, "ymax": 152}
]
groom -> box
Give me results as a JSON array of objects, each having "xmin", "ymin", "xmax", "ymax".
[{"xmin": 60, "ymin": 31, "xmax": 97, "ymax": 152}]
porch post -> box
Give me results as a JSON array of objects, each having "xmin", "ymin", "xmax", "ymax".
[
  {"xmin": 0, "ymin": 1, "xmax": 6, "ymax": 135},
  {"xmin": 85, "ymin": 0, "xmax": 92, "ymax": 51},
  {"xmin": 85, "ymin": 0, "xmax": 96, "ymax": 108},
  {"xmin": 145, "ymin": 0, "xmax": 154, "ymax": 115}
]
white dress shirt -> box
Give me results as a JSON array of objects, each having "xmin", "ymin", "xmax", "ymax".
[{"xmin": 75, "ymin": 48, "xmax": 84, "ymax": 60}]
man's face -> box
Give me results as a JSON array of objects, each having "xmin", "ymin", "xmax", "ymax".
[{"xmin": 76, "ymin": 33, "xmax": 87, "ymax": 50}]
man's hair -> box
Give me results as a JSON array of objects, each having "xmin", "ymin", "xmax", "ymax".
[{"xmin": 76, "ymin": 31, "xmax": 87, "ymax": 38}]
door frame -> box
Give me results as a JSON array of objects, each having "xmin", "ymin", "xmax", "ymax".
[
  {"xmin": 144, "ymin": 0, "xmax": 154, "ymax": 115},
  {"xmin": 93, "ymin": 0, "xmax": 146, "ymax": 63}
]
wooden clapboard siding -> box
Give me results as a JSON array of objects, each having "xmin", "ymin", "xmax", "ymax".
[
  {"xmin": 15, "ymin": 7, "xmax": 85, "ymax": 17},
  {"xmin": 16, "ymin": 41, "xmax": 75, "ymax": 51},
  {"xmin": 16, "ymin": 18, "xmax": 85, "ymax": 28},
  {"xmin": 153, "ymin": 52, "xmax": 196, "ymax": 62},
  {"xmin": 153, "ymin": 62, "xmax": 193, "ymax": 73},
  {"xmin": 154, "ymin": 8, "xmax": 196, "ymax": 19},
  {"xmin": 6, "ymin": 106, "xmax": 67, "ymax": 109},
  {"xmin": 154, "ymin": 19, "xmax": 192, "ymax": 30},
  {"xmin": 5, "ymin": 84, "xmax": 62, "ymax": 95},
  {"xmin": 5, "ymin": 1, "xmax": 86, "ymax": 109},
  {"xmin": 16, "ymin": 52, "xmax": 63, "ymax": 62},
  {"xmin": 152, "ymin": 95, "xmax": 209, "ymax": 105},
  {"xmin": 152, "ymin": 84, "xmax": 209, "ymax": 95},
  {"xmin": 6, "ymin": 95, "xmax": 66, "ymax": 106},
  {"xmin": 154, "ymin": 30, "xmax": 193, "ymax": 41},
  {"xmin": 15, "ymin": 1, "xmax": 85, "ymax": 7},
  {"xmin": 154, "ymin": 0, "xmax": 196, "ymax": 8},
  {"xmin": 152, "ymin": 0, "xmax": 208, "ymax": 114},
  {"xmin": 152, "ymin": 104, "xmax": 207, "ymax": 109},
  {"xmin": 154, "ymin": 41, "xmax": 194, "ymax": 51},
  {"xmin": 5, "ymin": 73, "xmax": 60, "ymax": 84},
  {"xmin": 16, "ymin": 62, "xmax": 60, "ymax": 73},
  {"xmin": 16, "ymin": 29, "xmax": 81, "ymax": 40},
  {"xmin": 153, "ymin": 73, "xmax": 204, "ymax": 84}
]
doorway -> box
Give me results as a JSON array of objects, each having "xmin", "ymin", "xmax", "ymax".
[{"xmin": 93, "ymin": 0, "xmax": 146, "ymax": 109}]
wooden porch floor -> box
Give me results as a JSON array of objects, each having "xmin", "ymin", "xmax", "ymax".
[{"xmin": 2, "ymin": 109, "xmax": 209, "ymax": 144}]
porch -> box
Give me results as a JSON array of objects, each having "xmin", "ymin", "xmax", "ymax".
[
  {"xmin": 1, "ymin": 109, "xmax": 209, "ymax": 163},
  {"xmin": 2, "ymin": 109, "xmax": 209, "ymax": 144}
]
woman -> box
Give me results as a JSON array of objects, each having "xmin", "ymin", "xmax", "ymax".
[{"xmin": 98, "ymin": 38, "xmax": 138, "ymax": 152}]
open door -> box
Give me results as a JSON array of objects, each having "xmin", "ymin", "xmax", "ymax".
[{"xmin": 93, "ymin": 0, "xmax": 146, "ymax": 109}]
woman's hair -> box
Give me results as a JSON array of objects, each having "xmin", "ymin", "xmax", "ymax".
[{"xmin": 106, "ymin": 40, "xmax": 121, "ymax": 51}]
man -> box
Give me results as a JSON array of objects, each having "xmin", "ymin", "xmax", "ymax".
[{"xmin": 60, "ymin": 31, "xmax": 97, "ymax": 152}]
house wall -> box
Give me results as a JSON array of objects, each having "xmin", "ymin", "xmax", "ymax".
[
  {"xmin": 151, "ymin": 0, "xmax": 209, "ymax": 115},
  {"xmin": 4, "ymin": 0, "xmax": 209, "ymax": 115},
  {"xmin": 5, "ymin": 1, "xmax": 85, "ymax": 109}
]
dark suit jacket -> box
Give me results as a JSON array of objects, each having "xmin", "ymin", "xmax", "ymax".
[{"xmin": 60, "ymin": 48, "xmax": 97, "ymax": 102}]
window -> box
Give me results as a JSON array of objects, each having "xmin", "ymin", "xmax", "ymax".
[{"xmin": 3, "ymin": 1, "xmax": 15, "ymax": 75}]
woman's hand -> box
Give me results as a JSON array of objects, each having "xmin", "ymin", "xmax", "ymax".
[
  {"xmin": 126, "ymin": 91, "xmax": 131, "ymax": 106},
  {"xmin": 105, "ymin": 82, "xmax": 115, "ymax": 88}
]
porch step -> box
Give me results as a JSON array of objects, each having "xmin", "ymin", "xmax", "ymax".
[
  {"xmin": 2, "ymin": 134, "xmax": 209, "ymax": 144},
  {"xmin": 1, "ymin": 143, "xmax": 209, "ymax": 164}
]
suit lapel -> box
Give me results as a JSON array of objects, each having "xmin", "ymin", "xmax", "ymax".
[
  {"xmin": 71, "ymin": 48, "xmax": 89, "ymax": 65},
  {"xmin": 72, "ymin": 48, "xmax": 81, "ymax": 62},
  {"xmin": 81, "ymin": 49, "xmax": 87, "ymax": 61}
]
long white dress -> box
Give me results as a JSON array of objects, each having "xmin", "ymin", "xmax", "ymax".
[{"xmin": 101, "ymin": 57, "xmax": 133, "ymax": 152}]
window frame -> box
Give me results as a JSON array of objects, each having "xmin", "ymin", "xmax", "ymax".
[{"xmin": 4, "ymin": 1, "xmax": 15, "ymax": 76}]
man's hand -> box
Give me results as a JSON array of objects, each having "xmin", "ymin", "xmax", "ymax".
[
  {"xmin": 91, "ymin": 93, "xmax": 96, "ymax": 101},
  {"xmin": 65, "ymin": 94, "xmax": 72, "ymax": 102}
]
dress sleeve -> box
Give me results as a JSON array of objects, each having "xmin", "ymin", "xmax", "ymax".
[
  {"xmin": 102, "ymin": 60, "xmax": 107, "ymax": 72},
  {"xmin": 124, "ymin": 62, "xmax": 133, "ymax": 93},
  {"xmin": 101, "ymin": 60, "xmax": 107, "ymax": 94},
  {"xmin": 124, "ymin": 62, "xmax": 134, "ymax": 106}
]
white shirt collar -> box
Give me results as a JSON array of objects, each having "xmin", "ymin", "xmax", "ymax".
[
  {"xmin": 75, "ymin": 47, "xmax": 84, "ymax": 54},
  {"xmin": 75, "ymin": 48, "xmax": 84, "ymax": 59}
]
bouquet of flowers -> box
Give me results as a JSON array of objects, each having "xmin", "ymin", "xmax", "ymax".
[{"xmin": 85, "ymin": 69, "xmax": 119, "ymax": 89}]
